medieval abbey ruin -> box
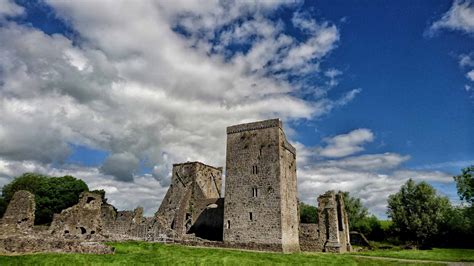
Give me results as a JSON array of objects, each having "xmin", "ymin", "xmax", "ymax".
[{"xmin": 0, "ymin": 119, "xmax": 351, "ymax": 254}]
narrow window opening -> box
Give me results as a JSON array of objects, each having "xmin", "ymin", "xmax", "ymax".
[
  {"xmin": 252, "ymin": 188, "xmax": 259, "ymax": 197},
  {"xmin": 249, "ymin": 212, "xmax": 253, "ymax": 221},
  {"xmin": 227, "ymin": 220, "xmax": 230, "ymax": 229},
  {"xmin": 251, "ymin": 165, "xmax": 258, "ymax": 175}
]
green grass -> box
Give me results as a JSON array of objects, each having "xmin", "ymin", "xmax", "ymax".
[
  {"xmin": 355, "ymin": 248, "xmax": 474, "ymax": 262},
  {"xmin": 0, "ymin": 241, "xmax": 437, "ymax": 265}
]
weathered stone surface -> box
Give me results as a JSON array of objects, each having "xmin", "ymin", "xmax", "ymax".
[
  {"xmin": 0, "ymin": 236, "xmax": 113, "ymax": 254},
  {"xmin": 299, "ymin": 223, "xmax": 320, "ymax": 251},
  {"xmin": 49, "ymin": 192, "xmax": 103, "ymax": 239},
  {"xmin": 156, "ymin": 161, "xmax": 223, "ymax": 240},
  {"xmin": 317, "ymin": 191, "xmax": 352, "ymax": 253},
  {"xmin": 0, "ymin": 190, "xmax": 35, "ymax": 233},
  {"xmin": 223, "ymin": 119, "xmax": 300, "ymax": 253}
]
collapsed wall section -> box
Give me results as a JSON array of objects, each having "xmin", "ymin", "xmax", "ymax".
[{"xmin": 155, "ymin": 161, "xmax": 223, "ymax": 240}]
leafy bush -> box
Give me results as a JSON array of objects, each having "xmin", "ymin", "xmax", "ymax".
[
  {"xmin": 299, "ymin": 202, "xmax": 318, "ymax": 223},
  {"xmin": 1, "ymin": 173, "xmax": 89, "ymax": 225}
]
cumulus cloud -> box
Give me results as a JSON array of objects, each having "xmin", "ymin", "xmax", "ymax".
[
  {"xmin": 429, "ymin": 1, "xmax": 474, "ymax": 95},
  {"xmin": 428, "ymin": 0, "xmax": 474, "ymax": 35},
  {"xmin": 100, "ymin": 152, "xmax": 140, "ymax": 182},
  {"xmin": 295, "ymin": 129, "xmax": 451, "ymax": 217},
  {"xmin": 318, "ymin": 128, "xmax": 374, "ymax": 158},
  {"xmin": 0, "ymin": 0, "xmax": 23, "ymax": 20},
  {"xmin": 0, "ymin": 1, "xmax": 364, "ymax": 213}
]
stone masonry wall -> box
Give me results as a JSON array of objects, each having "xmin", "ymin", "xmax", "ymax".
[
  {"xmin": 223, "ymin": 119, "xmax": 300, "ymax": 253},
  {"xmin": 155, "ymin": 161, "xmax": 223, "ymax": 239},
  {"xmin": 49, "ymin": 192, "xmax": 103, "ymax": 239},
  {"xmin": 0, "ymin": 190, "xmax": 35, "ymax": 234}
]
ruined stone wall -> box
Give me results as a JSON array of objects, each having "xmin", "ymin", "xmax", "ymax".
[
  {"xmin": 155, "ymin": 161, "xmax": 223, "ymax": 239},
  {"xmin": 299, "ymin": 223, "xmax": 320, "ymax": 251},
  {"xmin": 317, "ymin": 191, "xmax": 352, "ymax": 253},
  {"xmin": 49, "ymin": 192, "xmax": 103, "ymax": 239},
  {"xmin": 223, "ymin": 119, "xmax": 300, "ymax": 253},
  {"xmin": 0, "ymin": 190, "xmax": 35, "ymax": 234},
  {"xmin": 189, "ymin": 198, "xmax": 224, "ymax": 240}
]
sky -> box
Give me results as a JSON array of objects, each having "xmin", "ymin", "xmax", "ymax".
[{"xmin": 0, "ymin": 0, "xmax": 472, "ymax": 218}]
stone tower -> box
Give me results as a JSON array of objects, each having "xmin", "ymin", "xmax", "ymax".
[{"xmin": 223, "ymin": 119, "xmax": 299, "ymax": 252}]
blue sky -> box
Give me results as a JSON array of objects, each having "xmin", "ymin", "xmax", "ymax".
[{"xmin": 0, "ymin": 0, "xmax": 472, "ymax": 217}]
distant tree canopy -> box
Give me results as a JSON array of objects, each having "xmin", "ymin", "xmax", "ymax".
[
  {"xmin": 299, "ymin": 202, "xmax": 318, "ymax": 223},
  {"xmin": 387, "ymin": 179, "xmax": 450, "ymax": 247},
  {"xmin": 340, "ymin": 191, "xmax": 368, "ymax": 228},
  {"xmin": 1, "ymin": 173, "xmax": 89, "ymax": 225},
  {"xmin": 453, "ymin": 165, "xmax": 474, "ymax": 205}
]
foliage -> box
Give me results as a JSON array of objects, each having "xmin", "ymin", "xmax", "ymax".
[
  {"xmin": 90, "ymin": 189, "xmax": 107, "ymax": 202},
  {"xmin": 436, "ymin": 206, "xmax": 474, "ymax": 248},
  {"xmin": 1, "ymin": 173, "xmax": 89, "ymax": 225},
  {"xmin": 453, "ymin": 165, "xmax": 474, "ymax": 205},
  {"xmin": 356, "ymin": 248, "xmax": 474, "ymax": 262},
  {"xmin": 0, "ymin": 196, "xmax": 6, "ymax": 218},
  {"xmin": 0, "ymin": 241, "xmax": 437, "ymax": 265},
  {"xmin": 341, "ymin": 191, "xmax": 369, "ymax": 227},
  {"xmin": 339, "ymin": 191, "xmax": 389, "ymax": 241},
  {"xmin": 387, "ymin": 179, "xmax": 450, "ymax": 247},
  {"xmin": 299, "ymin": 202, "xmax": 318, "ymax": 223}
]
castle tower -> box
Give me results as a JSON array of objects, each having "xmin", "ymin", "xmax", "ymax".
[{"xmin": 223, "ymin": 119, "xmax": 300, "ymax": 252}]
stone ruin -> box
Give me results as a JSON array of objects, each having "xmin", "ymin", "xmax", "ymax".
[
  {"xmin": 0, "ymin": 190, "xmax": 113, "ymax": 254},
  {"xmin": 299, "ymin": 191, "xmax": 352, "ymax": 253},
  {"xmin": 0, "ymin": 118, "xmax": 353, "ymax": 254},
  {"xmin": 50, "ymin": 192, "xmax": 103, "ymax": 239},
  {"xmin": 155, "ymin": 162, "xmax": 224, "ymax": 241},
  {"xmin": 0, "ymin": 190, "xmax": 35, "ymax": 234}
]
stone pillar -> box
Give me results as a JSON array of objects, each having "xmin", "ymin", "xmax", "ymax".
[{"xmin": 317, "ymin": 191, "xmax": 342, "ymax": 253}]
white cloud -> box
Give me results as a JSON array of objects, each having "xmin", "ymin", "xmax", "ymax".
[
  {"xmin": 0, "ymin": 1, "xmax": 363, "ymax": 214},
  {"xmin": 429, "ymin": 0, "xmax": 474, "ymax": 35},
  {"xmin": 318, "ymin": 128, "xmax": 374, "ymax": 158},
  {"xmin": 0, "ymin": 0, "xmax": 23, "ymax": 20},
  {"xmin": 467, "ymin": 69, "xmax": 474, "ymax": 81}
]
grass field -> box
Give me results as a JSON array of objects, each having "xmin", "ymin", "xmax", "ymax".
[
  {"xmin": 0, "ymin": 241, "xmax": 468, "ymax": 265},
  {"xmin": 355, "ymin": 248, "xmax": 474, "ymax": 262}
]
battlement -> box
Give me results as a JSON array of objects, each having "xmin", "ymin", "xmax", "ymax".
[
  {"xmin": 172, "ymin": 161, "xmax": 223, "ymax": 171},
  {"xmin": 226, "ymin": 119, "xmax": 282, "ymax": 134}
]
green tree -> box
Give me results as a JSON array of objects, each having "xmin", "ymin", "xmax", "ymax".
[
  {"xmin": 1, "ymin": 173, "xmax": 89, "ymax": 224},
  {"xmin": 387, "ymin": 179, "xmax": 451, "ymax": 247},
  {"xmin": 299, "ymin": 202, "xmax": 318, "ymax": 223},
  {"xmin": 0, "ymin": 196, "xmax": 6, "ymax": 218},
  {"xmin": 340, "ymin": 191, "xmax": 369, "ymax": 228},
  {"xmin": 90, "ymin": 189, "xmax": 106, "ymax": 202},
  {"xmin": 453, "ymin": 165, "xmax": 474, "ymax": 205}
]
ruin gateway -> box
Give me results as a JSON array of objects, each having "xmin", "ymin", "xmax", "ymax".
[{"xmin": 0, "ymin": 118, "xmax": 351, "ymax": 254}]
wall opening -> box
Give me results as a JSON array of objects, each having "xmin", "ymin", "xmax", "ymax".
[
  {"xmin": 249, "ymin": 212, "xmax": 253, "ymax": 221},
  {"xmin": 227, "ymin": 220, "xmax": 230, "ymax": 229},
  {"xmin": 252, "ymin": 187, "xmax": 259, "ymax": 197}
]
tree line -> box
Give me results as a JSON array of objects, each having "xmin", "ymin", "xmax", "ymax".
[{"xmin": 299, "ymin": 165, "xmax": 474, "ymax": 248}]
